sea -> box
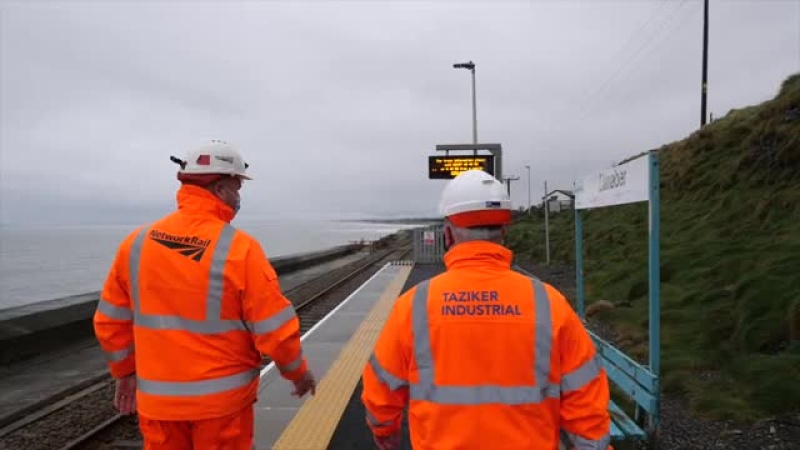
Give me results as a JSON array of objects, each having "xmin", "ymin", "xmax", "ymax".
[{"xmin": 0, "ymin": 219, "xmax": 425, "ymax": 310}]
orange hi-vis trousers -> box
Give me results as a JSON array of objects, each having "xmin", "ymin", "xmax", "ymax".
[{"xmin": 138, "ymin": 405, "xmax": 253, "ymax": 450}]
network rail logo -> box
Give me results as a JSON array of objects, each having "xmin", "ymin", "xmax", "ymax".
[{"xmin": 149, "ymin": 230, "xmax": 212, "ymax": 262}]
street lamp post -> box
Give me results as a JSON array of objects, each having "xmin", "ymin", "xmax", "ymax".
[
  {"xmin": 525, "ymin": 165, "xmax": 531, "ymax": 215},
  {"xmin": 453, "ymin": 61, "xmax": 477, "ymax": 146},
  {"xmin": 544, "ymin": 180, "xmax": 550, "ymax": 265}
]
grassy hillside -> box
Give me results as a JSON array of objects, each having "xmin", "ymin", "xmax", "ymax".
[{"xmin": 506, "ymin": 73, "xmax": 800, "ymax": 421}]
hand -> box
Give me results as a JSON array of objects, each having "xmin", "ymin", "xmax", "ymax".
[
  {"xmin": 114, "ymin": 374, "xmax": 137, "ymax": 415},
  {"xmin": 373, "ymin": 433, "xmax": 401, "ymax": 450},
  {"xmin": 291, "ymin": 370, "xmax": 316, "ymax": 398}
]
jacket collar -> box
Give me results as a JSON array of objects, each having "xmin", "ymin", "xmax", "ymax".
[
  {"xmin": 176, "ymin": 184, "xmax": 235, "ymax": 223},
  {"xmin": 443, "ymin": 240, "xmax": 514, "ymax": 271}
]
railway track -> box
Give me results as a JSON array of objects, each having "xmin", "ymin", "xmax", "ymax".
[{"xmin": 0, "ymin": 242, "xmax": 411, "ymax": 450}]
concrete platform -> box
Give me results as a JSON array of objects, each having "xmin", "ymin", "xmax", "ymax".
[
  {"xmin": 0, "ymin": 251, "xmax": 370, "ymax": 429},
  {"xmin": 252, "ymin": 262, "xmax": 413, "ymax": 449},
  {"xmin": 324, "ymin": 263, "xmax": 439, "ymax": 450}
]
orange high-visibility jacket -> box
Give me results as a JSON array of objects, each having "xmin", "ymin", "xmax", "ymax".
[
  {"xmin": 93, "ymin": 184, "xmax": 308, "ymax": 421},
  {"xmin": 362, "ymin": 241, "xmax": 612, "ymax": 450}
]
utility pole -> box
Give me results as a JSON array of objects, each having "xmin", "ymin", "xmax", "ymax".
[
  {"xmin": 544, "ymin": 180, "xmax": 550, "ymax": 265},
  {"xmin": 701, "ymin": 0, "xmax": 709, "ymax": 126},
  {"xmin": 525, "ymin": 165, "xmax": 531, "ymax": 215},
  {"xmin": 503, "ymin": 175, "xmax": 520, "ymax": 198}
]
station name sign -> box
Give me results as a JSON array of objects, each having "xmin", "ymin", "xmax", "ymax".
[
  {"xmin": 573, "ymin": 154, "xmax": 650, "ymax": 210},
  {"xmin": 428, "ymin": 155, "xmax": 495, "ymax": 179}
]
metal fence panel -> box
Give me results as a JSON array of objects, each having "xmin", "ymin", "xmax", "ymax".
[{"xmin": 413, "ymin": 225, "xmax": 446, "ymax": 263}]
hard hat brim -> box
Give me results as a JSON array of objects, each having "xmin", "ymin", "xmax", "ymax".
[
  {"xmin": 447, "ymin": 209, "xmax": 511, "ymax": 228},
  {"xmin": 178, "ymin": 172, "xmax": 252, "ymax": 185}
]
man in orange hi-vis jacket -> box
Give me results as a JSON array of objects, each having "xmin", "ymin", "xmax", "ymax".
[
  {"xmin": 361, "ymin": 169, "xmax": 613, "ymax": 450},
  {"xmin": 93, "ymin": 140, "xmax": 316, "ymax": 449}
]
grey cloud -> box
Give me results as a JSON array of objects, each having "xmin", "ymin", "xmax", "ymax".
[{"xmin": 1, "ymin": 0, "xmax": 798, "ymax": 225}]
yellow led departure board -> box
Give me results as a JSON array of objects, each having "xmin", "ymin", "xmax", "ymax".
[{"xmin": 428, "ymin": 155, "xmax": 495, "ymax": 179}]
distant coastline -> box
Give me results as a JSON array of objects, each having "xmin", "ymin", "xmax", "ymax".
[{"xmin": 336, "ymin": 217, "xmax": 442, "ymax": 225}]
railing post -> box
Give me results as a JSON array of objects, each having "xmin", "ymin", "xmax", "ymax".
[{"xmin": 648, "ymin": 150, "xmax": 661, "ymax": 445}]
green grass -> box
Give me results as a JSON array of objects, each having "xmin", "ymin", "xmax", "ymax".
[{"xmin": 507, "ymin": 73, "xmax": 800, "ymax": 421}]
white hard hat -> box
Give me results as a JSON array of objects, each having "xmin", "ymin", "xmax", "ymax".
[
  {"xmin": 439, "ymin": 169, "xmax": 512, "ymax": 227},
  {"xmin": 171, "ymin": 140, "xmax": 252, "ymax": 181}
]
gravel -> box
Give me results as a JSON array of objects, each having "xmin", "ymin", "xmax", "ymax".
[
  {"xmin": 0, "ymin": 383, "xmax": 118, "ymax": 450},
  {"xmin": 516, "ymin": 261, "xmax": 800, "ymax": 450}
]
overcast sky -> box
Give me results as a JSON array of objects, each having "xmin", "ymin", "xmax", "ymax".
[{"xmin": 1, "ymin": 0, "xmax": 798, "ymax": 225}]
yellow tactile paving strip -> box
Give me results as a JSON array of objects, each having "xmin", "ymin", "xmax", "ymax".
[{"xmin": 272, "ymin": 264, "xmax": 413, "ymax": 450}]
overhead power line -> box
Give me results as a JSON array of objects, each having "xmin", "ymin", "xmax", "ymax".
[
  {"xmin": 535, "ymin": 0, "xmax": 695, "ymax": 155},
  {"xmin": 566, "ymin": 0, "xmax": 674, "ymax": 112},
  {"xmin": 572, "ymin": 0, "xmax": 691, "ymax": 119}
]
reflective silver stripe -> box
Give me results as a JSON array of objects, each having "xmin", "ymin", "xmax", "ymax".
[
  {"xmin": 561, "ymin": 354, "xmax": 602, "ymax": 393},
  {"xmin": 97, "ymin": 298, "xmax": 133, "ymax": 321},
  {"xmin": 278, "ymin": 352, "xmax": 304, "ymax": 374},
  {"xmin": 105, "ymin": 345, "xmax": 134, "ymax": 362},
  {"xmin": 408, "ymin": 384, "xmax": 555, "ymax": 405},
  {"xmin": 129, "ymin": 224, "xmax": 241, "ymax": 333},
  {"xmin": 137, "ymin": 368, "xmax": 259, "ymax": 396},
  {"xmin": 370, "ymin": 354, "xmax": 409, "ymax": 391},
  {"xmin": 135, "ymin": 315, "xmax": 246, "ymax": 333},
  {"xmin": 410, "ymin": 278, "xmax": 555, "ymax": 405},
  {"xmin": 129, "ymin": 226, "xmax": 147, "ymax": 316},
  {"xmin": 205, "ymin": 225, "xmax": 235, "ymax": 319},
  {"xmin": 565, "ymin": 431, "xmax": 611, "ymax": 450},
  {"xmin": 532, "ymin": 278, "xmax": 553, "ymax": 389},
  {"xmin": 366, "ymin": 410, "xmax": 394, "ymax": 428},
  {"xmin": 248, "ymin": 305, "xmax": 297, "ymax": 335},
  {"xmin": 412, "ymin": 281, "xmax": 434, "ymax": 396}
]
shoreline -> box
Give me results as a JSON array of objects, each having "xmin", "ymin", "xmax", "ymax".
[
  {"xmin": 333, "ymin": 218, "xmax": 441, "ymax": 225},
  {"xmin": 0, "ymin": 243, "xmax": 363, "ymax": 316},
  {"xmin": 0, "ymin": 242, "xmax": 375, "ymax": 366},
  {"xmin": 0, "ymin": 222, "xmax": 425, "ymax": 311}
]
